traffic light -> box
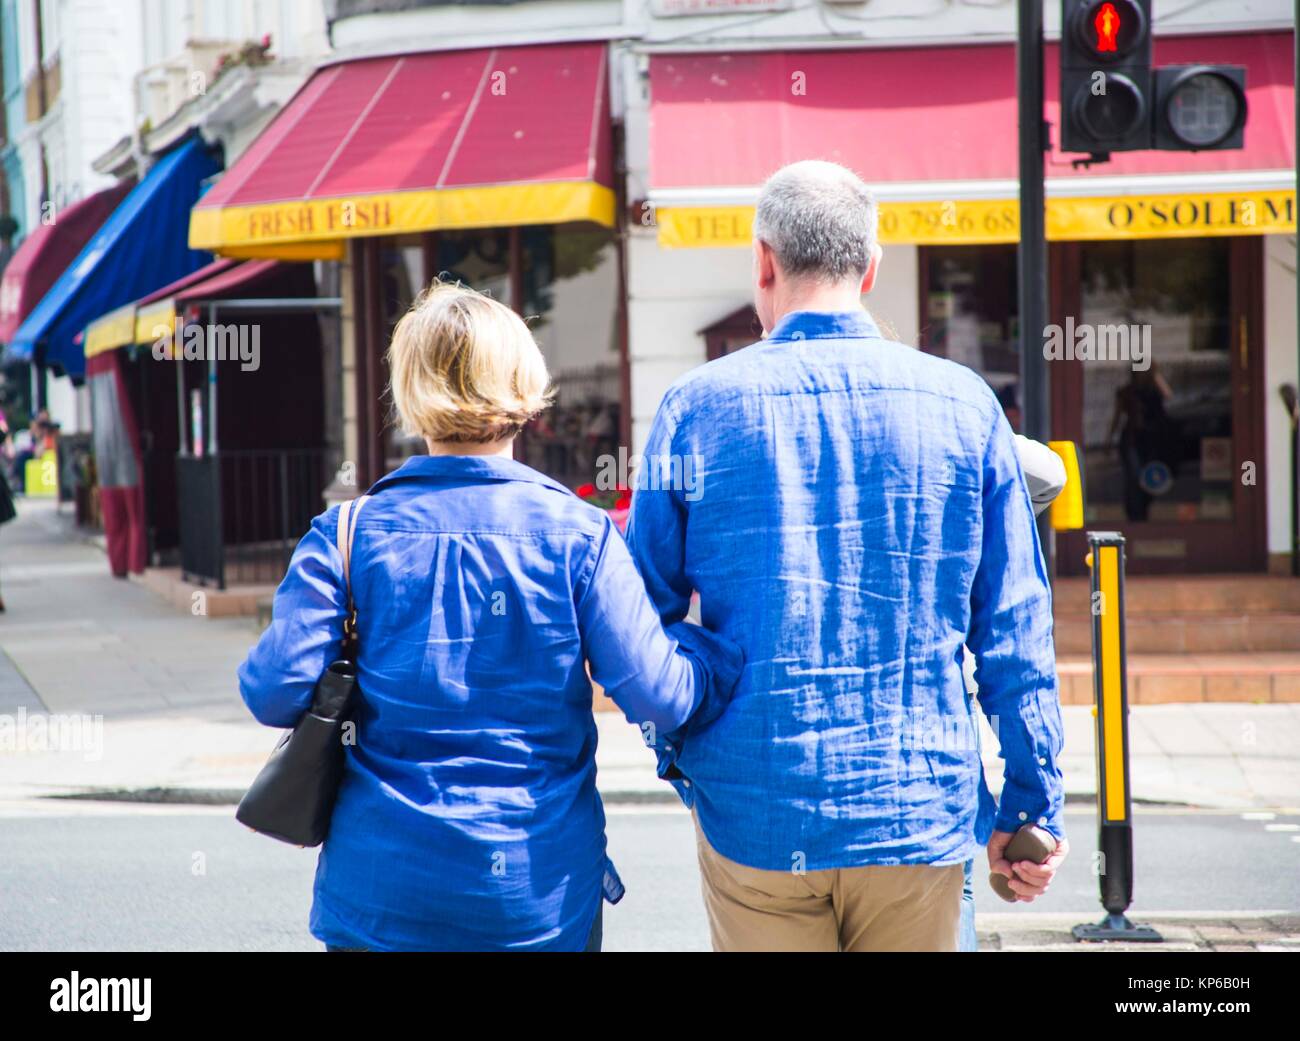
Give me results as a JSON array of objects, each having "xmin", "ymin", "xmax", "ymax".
[
  {"xmin": 1060, "ymin": 1, "xmax": 1153, "ymax": 154},
  {"xmin": 1153, "ymin": 64, "xmax": 1247, "ymax": 150},
  {"xmin": 1060, "ymin": 1, "xmax": 1248, "ymax": 157}
]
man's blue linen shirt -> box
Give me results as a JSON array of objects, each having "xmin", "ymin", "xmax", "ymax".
[{"xmin": 626, "ymin": 309, "xmax": 1065, "ymax": 871}]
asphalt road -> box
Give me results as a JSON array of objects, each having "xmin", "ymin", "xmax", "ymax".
[{"xmin": 0, "ymin": 803, "xmax": 1295, "ymax": 952}]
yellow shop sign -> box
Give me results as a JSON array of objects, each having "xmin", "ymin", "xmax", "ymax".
[{"xmin": 656, "ymin": 189, "xmax": 1296, "ymax": 248}]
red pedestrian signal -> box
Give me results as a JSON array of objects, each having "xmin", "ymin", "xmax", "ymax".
[
  {"xmin": 1094, "ymin": 3, "xmax": 1120, "ymax": 53},
  {"xmin": 1062, "ymin": 0, "xmax": 1153, "ymax": 153},
  {"xmin": 1061, "ymin": 1, "xmax": 1246, "ymax": 159},
  {"xmin": 1075, "ymin": 0, "xmax": 1143, "ymax": 60}
]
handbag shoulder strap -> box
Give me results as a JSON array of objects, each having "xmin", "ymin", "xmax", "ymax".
[{"xmin": 336, "ymin": 494, "xmax": 371, "ymax": 648}]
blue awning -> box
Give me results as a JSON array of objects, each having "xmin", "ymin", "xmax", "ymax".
[{"xmin": 6, "ymin": 136, "xmax": 220, "ymax": 381}]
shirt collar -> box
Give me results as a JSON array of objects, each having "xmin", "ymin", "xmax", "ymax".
[
  {"xmin": 766, "ymin": 309, "xmax": 882, "ymax": 343},
  {"xmin": 367, "ymin": 453, "xmax": 574, "ymax": 498}
]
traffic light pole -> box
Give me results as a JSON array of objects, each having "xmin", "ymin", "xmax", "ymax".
[
  {"xmin": 1293, "ymin": 0, "xmax": 1299, "ymax": 578},
  {"xmin": 1017, "ymin": 1, "xmax": 1053, "ymax": 574}
]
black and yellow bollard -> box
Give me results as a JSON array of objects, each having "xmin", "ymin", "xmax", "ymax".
[{"xmin": 1072, "ymin": 532, "xmax": 1161, "ymax": 943}]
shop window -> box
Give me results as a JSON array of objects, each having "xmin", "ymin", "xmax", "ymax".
[
  {"xmin": 1080, "ymin": 238, "xmax": 1233, "ymax": 525},
  {"xmin": 375, "ymin": 227, "xmax": 621, "ymax": 490},
  {"xmin": 921, "ymin": 245, "xmax": 1022, "ymax": 428},
  {"xmin": 516, "ymin": 227, "xmax": 621, "ymax": 491},
  {"xmin": 378, "ymin": 241, "xmax": 426, "ymax": 465},
  {"xmin": 434, "ymin": 229, "xmax": 511, "ymax": 303}
]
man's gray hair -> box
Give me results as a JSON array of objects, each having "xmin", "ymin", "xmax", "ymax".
[{"xmin": 753, "ymin": 160, "xmax": 878, "ymax": 283}]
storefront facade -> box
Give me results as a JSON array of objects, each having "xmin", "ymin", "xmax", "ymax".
[
  {"xmin": 626, "ymin": 21, "xmax": 1297, "ymax": 576},
  {"xmin": 185, "ymin": 0, "xmax": 1297, "ymax": 577},
  {"xmin": 189, "ymin": 38, "xmax": 629, "ymax": 497}
]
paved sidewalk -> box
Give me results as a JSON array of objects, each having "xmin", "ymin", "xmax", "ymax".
[
  {"xmin": 2, "ymin": 498, "xmax": 1299, "ymax": 810},
  {"xmin": 977, "ymin": 911, "xmax": 1300, "ymax": 952}
]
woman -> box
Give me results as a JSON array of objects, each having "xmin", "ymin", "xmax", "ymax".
[{"xmin": 239, "ymin": 283, "xmax": 740, "ymax": 952}]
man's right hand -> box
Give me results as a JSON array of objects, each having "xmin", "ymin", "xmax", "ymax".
[{"xmin": 987, "ymin": 830, "xmax": 1069, "ymax": 903}]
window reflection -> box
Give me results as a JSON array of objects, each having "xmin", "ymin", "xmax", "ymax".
[
  {"xmin": 923, "ymin": 245, "xmax": 1022, "ymax": 429},
  {"xmin": 518, "ymin": 227, "xmax": 621, "ymax": 490},
  {"xmin": 377, "ymin": 227, "xmax": 622, "ymax": 490},
  {"xmin": 1081, "ymin": 239, "xmax": 1232, "ymax": 524}
]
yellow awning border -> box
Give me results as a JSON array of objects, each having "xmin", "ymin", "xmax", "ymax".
[
  {"xmin": 656, "ymin": 188, "xmax": 1297, "ymax": 249},
  {"xmin": 190, "ymin": 181, "xmax": 617, "ymax": 259},
  {"xmin": 84, "ymin": 303, "xmax": 138, "ymax": 358},
  {"xmin": 217, "ymin": 242, "xmax": 346, "ymax": 261},
  {"xmin": 135, "ymin": 300, "xmax": 178, "ymax": 346},
  {"xmin": 85, "ymin": 300, "xmax": 182, "ymax": 358}
]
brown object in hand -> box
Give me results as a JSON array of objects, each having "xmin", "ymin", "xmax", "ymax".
[{"xmin": 989, "ymin": 824, "xmax": 1057, "ymax": 903}]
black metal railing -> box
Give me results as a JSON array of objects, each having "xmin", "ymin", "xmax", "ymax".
[{"xmin": 177, "ymin": 449, "xmax": 328, "ymax": 589}]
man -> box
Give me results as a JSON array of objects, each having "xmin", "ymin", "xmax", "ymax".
[{"xmin": 626, "ymin": 160, "xmax": 1067, "ymax": 952}]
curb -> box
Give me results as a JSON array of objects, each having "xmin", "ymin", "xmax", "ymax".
[
  {"xmin": 18, "ymin": 784, "xmax": 1178, "ymax": 810},
  {"xmin": 28, "ymin": 784, "xmax": 688, "ymax": 808}
]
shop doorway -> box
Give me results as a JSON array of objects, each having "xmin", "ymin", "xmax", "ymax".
[
  {"xmin": 1052, "ymin": 237, "xmax": 1266, "ymax": 575},
  {"xmin": 919, "ymin": 235, "xmax": 1266, "ymax": 575}
]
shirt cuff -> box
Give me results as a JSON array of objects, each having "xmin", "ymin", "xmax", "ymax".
[
  {"xmin": 994, "ymin": 777, "xmax": 1065, "ymax": 840},
  {"xmin": 663, "ymin": 620, "xmax": 744, "ymax": 737}
]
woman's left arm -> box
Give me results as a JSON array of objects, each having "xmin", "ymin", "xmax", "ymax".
[
  {"xmin": 238, "ymin": 507, "xmax": 349, "ymax": 728},
  {"xmin": 577, "ymin": 516, "xmax": 742, "ymax": 739}
]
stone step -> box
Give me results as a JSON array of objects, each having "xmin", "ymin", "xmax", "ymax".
[
  {"xmin": 134, "ymin": 567, "xmax": 277, "ymax": 619},
  {"xmin": 1053, "ymin": 612, "xmax": 1300, "ymax": 654},
  {"xmin": 1057, "ymin": 653, "xmax": 1300, "ymax": 705},
  {"xmin": 1053, "ymin": 575, "xmax": 1300, "ymax": 616}
]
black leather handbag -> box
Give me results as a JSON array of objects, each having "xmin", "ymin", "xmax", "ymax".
[{"xmin": 236, "ymin": 495, "xmax": 370, "ymax": 847}]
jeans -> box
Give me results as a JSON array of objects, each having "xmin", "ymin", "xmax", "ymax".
[
  {"xmin": 957, "ymin": 678, "xmax": 982, "ymax": 953},
  {"xmin": 958, "ymin": 858, "xmax": 977, "ymax": 952},
  {"xmin": 326, "ymin": 902, "xmax": 605, "ymax": 952}
]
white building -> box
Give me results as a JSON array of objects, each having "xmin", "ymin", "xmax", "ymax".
[{"xmin": 4, "ymin": 0, "xmax": 330, "ymax": 430}]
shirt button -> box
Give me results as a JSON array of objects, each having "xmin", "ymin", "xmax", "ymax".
[
  {"xmin": 1038, "ymin": 757, "xmax": 1047, "ymax": 766},
  {"xmin": 664, "ymin": 743, "xmax": 673, "ymax": 753},
  {"xmin": 683, "ymin": 780, "xmax": 692, "ymax": 788},
  {"xmin": 1038, "ymin": 817, "xmax": 1048, "ymax": 826},
  {"xmin": 1018, "ymin": 811, "xmax": 1028, "ymax": 821}
]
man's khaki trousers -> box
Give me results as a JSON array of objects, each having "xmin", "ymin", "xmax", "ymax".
[{"xmin": 694, "ymin": 818, "xmax": 964, "ymax": 952}]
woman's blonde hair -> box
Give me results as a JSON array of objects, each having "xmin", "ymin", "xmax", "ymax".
[{"xmin": 387, "ymin": 281, "xmax": 552, "ymax": 444}]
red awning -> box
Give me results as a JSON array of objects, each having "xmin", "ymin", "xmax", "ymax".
[
  {"xmin": 85, "ymin": 259, "xmax": 240, "ymax": 356},
  {"xmin": 0, "ymin": 181, "xmax": 133, "ymax": 343},
  {"xmin": 140, "ymin": 259, "xmax": 242, "ymax": 307},
  {"xmin": 173, "ymin": 258, "xmax": 284, "ymax": 303},
  {"xmin": 190, "ymin": 43, "xmax": 614, "ymax": 258},
  {"xmin": 86, "ymin": 258, "xmax": 311, "ymax": 356},
  {"xmin": 649, "ymin": 31, "xmax": 1295, "ymax": 246}
]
